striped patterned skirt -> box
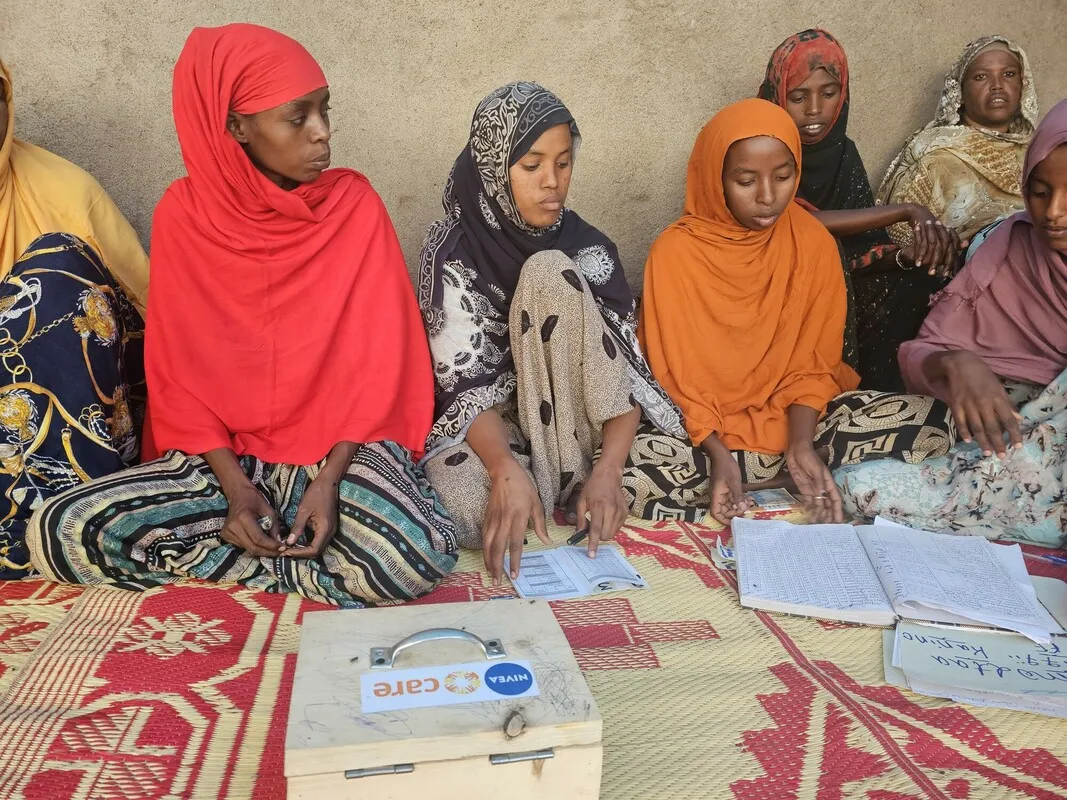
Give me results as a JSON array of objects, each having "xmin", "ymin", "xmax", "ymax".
[{"xmin": 27, "ymin": 443, "xmax": 459, "ymax": 607}]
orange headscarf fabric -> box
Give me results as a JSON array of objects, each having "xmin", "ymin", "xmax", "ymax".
[
  {"xmin": 144, "ymin": 24, "xmax": 434, "ymax": 464},
  {"xmin": 639, "ymin": 98, "xmax": 858, "ymax": 453}
]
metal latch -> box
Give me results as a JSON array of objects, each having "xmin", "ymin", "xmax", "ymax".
[
  {"xmin": 345, "ymin": 763, "xmax": 415, "ymax": 779},
  {"xmin": 489, "ymin": 748, "xmax": 555, "ymax": 765}
]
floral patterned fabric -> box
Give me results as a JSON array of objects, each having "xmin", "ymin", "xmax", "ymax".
[
  {"xmin": 0, "ymin": 233, "xmax": 143, "ymax": 579},
  {"xmin": 835, "ymin": 376, "xmax": 1065, "ymax": 547}
]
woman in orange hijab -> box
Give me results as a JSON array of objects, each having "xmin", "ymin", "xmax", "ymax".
[{"xmin": 630, "ymin": 99, "xmax": 955, "ymax": 524}]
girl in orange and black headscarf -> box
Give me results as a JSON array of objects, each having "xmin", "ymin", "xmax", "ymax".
[
  {"xmin": 758, "ymin": 29, "xmax": 962, "ymax": 392},
  {"xmin": 625, "ymin": 100, "xmax": 955, "ymax": 526}
]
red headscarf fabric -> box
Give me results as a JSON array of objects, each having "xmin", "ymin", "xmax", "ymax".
[
  {"xmin": 143, "ymin": 23, "xmax": 434, "ymax": 464},
  {"xmin": 758, "ymin": 29, "xmax": 848, "ymax": 128}
]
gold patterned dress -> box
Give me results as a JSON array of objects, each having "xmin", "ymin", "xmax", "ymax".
[
  {"xmin": 0, "ymin": 233, "xmax": 143, "ymax": 578},
  {"xmin": 878, "ymin": 36, "xmax": 1038, "ymax": 244}
]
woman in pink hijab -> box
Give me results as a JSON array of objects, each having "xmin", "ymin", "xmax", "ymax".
[{"xmin": 836, "ymin": 98, "xmax": 1067, "ymax": 546}]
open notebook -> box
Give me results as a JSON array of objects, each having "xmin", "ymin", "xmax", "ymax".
[
  {"xmin": 504, "ymin": 544, "xmax": 648, "ymax": 601},
  {"xmin": 731, "ymin": 518, "xmax": 1064, "ymax": 642}
]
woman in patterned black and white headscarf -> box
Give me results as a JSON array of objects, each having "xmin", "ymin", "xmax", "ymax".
[{"xmin": 419, "ymin": 81, "xmax": 685, "ymax": 582}]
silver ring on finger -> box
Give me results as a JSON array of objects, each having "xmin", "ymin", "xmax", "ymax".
[{"xmin": 257, "ymin": 515, "xmax": 273, "ymax": 532}]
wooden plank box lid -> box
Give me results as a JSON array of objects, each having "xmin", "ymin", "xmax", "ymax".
[{"xmin": 285, "ymin": 598, "xmax": 602, "ymax": 789}]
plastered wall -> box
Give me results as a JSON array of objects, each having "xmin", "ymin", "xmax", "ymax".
[{"xmin": 4, "ymin": 0, "xmax": 1065, "ymax": 284}]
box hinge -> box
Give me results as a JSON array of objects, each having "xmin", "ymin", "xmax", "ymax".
[
  {"xmin": 489, "ymin": 748, "xmax": 555, "ymax": 765},
  {"xmin": 344, "ymin": 763, "xmax": 415, "ymax": 780}
]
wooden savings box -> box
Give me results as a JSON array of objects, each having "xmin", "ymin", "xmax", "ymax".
[{"xmin": 284, "ymin": 598, "xmax": 603, "ymax": 799}]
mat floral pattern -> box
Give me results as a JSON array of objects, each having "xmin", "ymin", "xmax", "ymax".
[{"xmin": 0, "ymin": 517, "xmax": 1065, "ymax": 799}]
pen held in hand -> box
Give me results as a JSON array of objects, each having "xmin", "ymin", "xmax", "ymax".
[{"xmin": 567, "ymin": 527, "xmax": 589, "ymax": 546}]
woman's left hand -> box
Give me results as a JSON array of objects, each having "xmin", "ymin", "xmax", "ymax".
[
  {"xmin": 575, "ymin": 464, "xmax": 630, "ymax": 558},
  {"xmin": 785, "ymin": 444, "xmax": 844, "ymax": 524},
  {"xmin": 280, "ymin": 475, "xmax": 341, "ymax": 559}
]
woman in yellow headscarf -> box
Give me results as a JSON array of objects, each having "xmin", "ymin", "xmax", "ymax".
[
  {"xmin": 879, "ymin": 36, "xmax": 1037, "ymax": 245},
  {"xmin": 0, "ymin": 60, "xmax": 148, "ymax": 579},
  {"xmin": 625, "ymin": 99, "xmax": 954, "ymax": 524}
]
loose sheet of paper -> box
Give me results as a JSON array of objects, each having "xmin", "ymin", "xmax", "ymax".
[
  {"xmin": 709, "ymin": 536, "xmax": 736, "ymax": 570},
  {"xmin": 904, "ymin": 676, "xmax": 1067, "ymax": 719},
  {"xmin": 857, "ymin": 525, "xmax": 1062, "ymax": 641},
  {"xmin": 505, "ymin": 544, "xmax": 647, "ymax": 600},
  {"xmin": 895, "ymin": 621, "xmax": 1067, "ymax": 697},
  {"xmin": 732, "ymin": 518, "xmax": 892, "ymax": 616}
]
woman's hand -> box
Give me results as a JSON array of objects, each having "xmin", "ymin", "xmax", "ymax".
[
  {"xmin": 279, "ymin": 475, "xmax": 341, "ymax": 559},
  {"xmin": 785, "ymin": 444, "xmax": 844, "ymax": 523},
  {"xmin": 220, "ymin": 482, "xmax": 287, "ymax": 558},
  {"xmin": 482, "ymin": 457, "xmax": 551, "ymax": 584},
  {"xmin": 281, "ymin": 442, "xmax": 358, "ymax": 559},
  {"xmin": 899, "ymin": 205, "xmax": 962, "ymax": 278},
  {"xmin": 709, "ymin": 455, "xmax": 749, "ymax": 526},
  {"xmin": 942, "ymin": 350, "xmax": 1023, "ymax": 458},
  {"xmin": 574, "ymin": 464, "xmax": 629, "ymax": 557}
]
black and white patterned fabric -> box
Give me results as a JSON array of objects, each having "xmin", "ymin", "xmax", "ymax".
[{"xmin": 418, "ymin": 81, "xmax": 684, "ymax": 458}]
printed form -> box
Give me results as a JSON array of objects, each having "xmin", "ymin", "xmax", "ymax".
[{"xmin": 506, "ymin": 544, "xmax": 648, "ymax": 600}]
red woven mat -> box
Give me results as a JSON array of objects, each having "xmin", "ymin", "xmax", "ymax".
[{"xmin": 0, "ymin": 520, "xmax": 1064, "ymax": 799}]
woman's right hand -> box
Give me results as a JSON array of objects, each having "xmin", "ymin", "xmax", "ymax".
[
  {"xmin": 482, "ymin": 457, "xmax": 551, "ymax": 585},
  {"xmin": 900, "ymin": 205, "xmax": 962, "ymax": 277},
  {"xmin": 709, "ymin": 455, "xmax": 750, "ymax": 526},
  {"xmin": 942, "ymin": 350, "xmax": 1023, "ymax": 458},
  {"xmin": 220, "ymin": 481, "xmax": 286, "ymax": 558}
]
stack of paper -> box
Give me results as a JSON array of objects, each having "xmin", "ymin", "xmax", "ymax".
[{"xmin": 884, "ymin": 622, "xmax": 1067, "ymax": 719}]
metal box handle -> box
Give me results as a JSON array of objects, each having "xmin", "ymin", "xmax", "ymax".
[{"xmin": 370, "ymin": 628, "xmax": 506, "ymax": 669}]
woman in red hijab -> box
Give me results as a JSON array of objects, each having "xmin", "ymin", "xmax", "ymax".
[{"xmin": 26, "ymin": 23, "xmax": 458, "ymax": 606}]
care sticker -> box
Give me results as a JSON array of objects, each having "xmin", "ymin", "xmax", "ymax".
[{"xmin": 360, "ymin": 659, "xmax": 540, "ymax": 713}]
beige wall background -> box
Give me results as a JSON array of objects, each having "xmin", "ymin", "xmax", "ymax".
[{"xmin": 3, "ymin": 1, "xmax": 1065, "ymax": 285}]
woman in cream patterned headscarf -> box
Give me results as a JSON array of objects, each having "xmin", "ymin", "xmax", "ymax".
[{"xmin": 878, "ymin": 35, "xmax": 1038, "ymax": 244}]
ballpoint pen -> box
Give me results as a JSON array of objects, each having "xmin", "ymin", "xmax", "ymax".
[
  {"xmin": 567, "ymin": 527, "xmax": 590, "ymax": 546},
  {"xmin": 1021, "ymin": 550, "xmax": 1067, "ymax": 567}
]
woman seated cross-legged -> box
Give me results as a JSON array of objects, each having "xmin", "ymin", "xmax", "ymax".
[
  {"xmin": 0, "ymin": 60, "xmax": 149, "ymax": 580},
  {"xmin": 27, "ymin": 24, "xmax": 458, "ymax": 606},
  {"xmin": 837, "ymin": 99, "xmax": 1067, "ymax": 547},
  {"xmin": 630, "ymin": 99, "xmax": 956, "ymax": 525},
  {"xmin": 419, "ymin": 81, "xmax": 687, "ymax": 583}
]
